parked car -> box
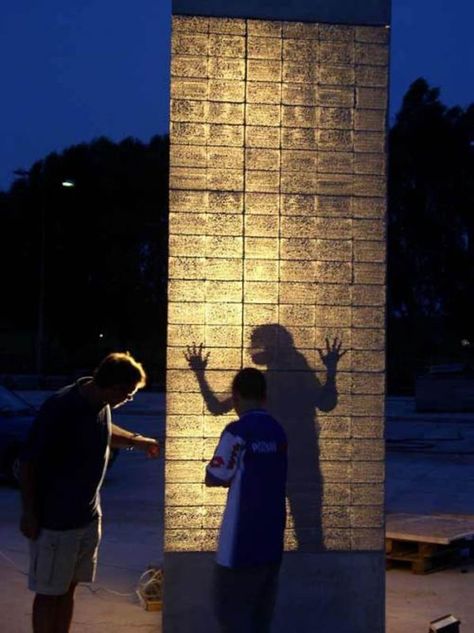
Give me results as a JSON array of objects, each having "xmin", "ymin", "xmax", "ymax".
[{"xmin": 0, "ymin": 384, "xmax": 118, "ymax": 484}]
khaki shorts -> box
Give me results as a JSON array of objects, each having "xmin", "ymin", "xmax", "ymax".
[{"xmin": 29, "ymin": 518, "xmax": 101, "ymax": 596}]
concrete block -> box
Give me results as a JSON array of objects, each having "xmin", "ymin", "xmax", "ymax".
[
  {"xmin": 280, "ymin": 305, "xmax": 315, "ymax": 326},
  {"xmin": 352, "ymin": 483, "xmax": 384, "ymax": 505},
  {"xmin": 172, "ymin": 15, "xmax": 209, "ymax": 33},
  {"xmin": 324, "ymin": 483, "xmax": 351, "ymax": 505},
  {"xmin": 207, "ymin": 146, "xmax": 244, "ymax": 170},
  {"xmin": 169, "ymin": 167, "xmax": 207, "ymax": 190},
  {"xmin": 314, "ymin": 284, "xmax": 351, "ymax": 306},
  {"xmin": 352, "ymin": 350, "xmax": 385, "ymax": 372},
  {"xmin": 169, "ymin": 190, "xmax": 208, "ymax": 212},
  {"xmin": 281, "ymin": 194, "xmax": 315, "ymax": 216},
  {"xmin": 207, "ymin": 102, "xmax": 244, "ymax": 125},
  {"xmin": 315, "ymin": 239, "xmax": 352, "ymax": 261},
  {"xmin": 351, "ymin": 528, "xmax": 384, "ymax": 550},
  {"xmin": 319, "ymin": 151, "xmax": 353, "ymax": 174},
  {"xmin": 205, "ymin": 303, "xmax": 242, "ymax": 325},
  {"xmin": 280, "ymin": 216, "xmax": 317, "ymax": 238},
  {"xmin": 166, "ymin": 507, "xmax": 204, "ymax": 529},
  {"xmin": 245, "ymin": 192, "xmax": 280, "ymax": 214},
  {"xmin": 247, "ymin": 36, "xmax": 282, "ymax": 59},
  {"xmin": 352, "ymin": 306, "xmax": 385, "ymax": 328},
  {"xmin": 244, "ymin": 259, "xmax": 279, "ymax": 281},
  {"xmin": 355, "ymin": 43, "xmax": 389, "ymax": 66},
  {"xmin": 245, "ymin": 237, "xmax": 279, "ymax": 259},
  {"xmin": 166, "ymin": 416, "xmax": 204, "ymax": 438},
  {"xmin": 165, "ymin": 529, "xmax": 204, "ymax": 551},
  {"xmin": 171, "ymin": 78, "xmax": 209, "ymax": 101},
  {"xmin": 319, "ymin": 41, "xmax": 354, "ymax": 65},
  {"xmin": 168, "ymin": 301, "xmax": 205, "ymax": 323},
  {"xmin": 283, "ymin": 39, "xmax": 317, "ymax": 61},
  {"xmin": 282, "ymin": 21, "xmax": 318, "ymax": 39},
  {"xmin": 169, "ymin": 234, "xmax": 207, "ymax": 257},
  {"xmin": 246, "ymin": 81, "xmax": 282, "ymax": 104},
  {"xmin": 315, "ymin": 261, "xmax": 352, "ymax": 284},
  {"xmin": 354, "ymin": 130, "xmax": 385, "ymax": 152},
  {"xmin": 353, "ymin": 175, "xmax": 385, "ymax": 197},
  {"xmin": 355, "ymin": 64, "xmax": 388, "ymax": 88},
  {"xmin": 353, "ymin": 262, "xmax": 385, "ymax": 285},
  {"xmin": 168, "ymin": 257, "xmax": 206, "ymax": 280},
  {"xmin": 282, "ymin": 83, "xmax": 318, "ymax": 106},
  {"xmin": 208, "ymin": 17, "xmax": 246, "ymax": 35},
  {"xmin": 246, "ymin": 170, "xmax": 280, "ymax": 193},
  {"xmin": 279, "ymin": 282, "xmax": 316, "ymax": 304},
  {"xmin": 166, "ymin": 392, "xmax": 205, "ymax": 415},
  {"xmin": 351, "ymin": 373, "xmax": 385, "ymax": 394},
  {"xmin": 170, "ymin": 121, "xmax": 208, "ymax": 145},
  {"xmin": 206, "ymin": 280, "xmax": 242, "ymax": 302},
  {"xmin": 165, "ymin": 461, "xmax": 206, "ymax": 482},
  {"xmin": 280, "ymin": 260, "xmax": 316, "ymax": 282},
  {"xmin": 318, "ymin": 65, "xmax": 355, "ymax": 86},
  {"xmin": 283, "ymin": 61, "xmax": 318, "ymax": 84},
  {"xmin": 316, "ymin": 195, "xmax": 351, "ymax": 218},
  {"xmin": 208, "ymin": 57, "xmax": 245, "ymax": 80},
  {"xmin": 171, "ymin": 98, "xmax": 207, "ymax": 123},
  {"xmin": 282, "ymin": 127, "xmax": 318, "ymax": 150},
  {"xmin": 281, "ymin": 172, "xmax": 318, "ymax": 194},
  {"xmin": 169, "ymin": 279, "xmax": 206, "ymax": 302},
  {"xmin": 208, "ymin": 190, "xmax": 243, "ymax": 212},
  {"xmin": 316, "ymin": 174, "xmax": 353, "ymax": 196},
  {"xmin": 318, "ymin": 86, "xmax": 355, "ymax": 108},
  {"xmin": 247, "ymin": 59, "xmax": 282, "ymax": 82},
  {"xmin": 245, "ymin": 215, "xmax": 279, "ymax": 237},
  {"xmin": 351, "ymin": 460, "xmax": 384, "ymax": 482},
  {"xmin": 170, "ymin": 145, "xmax": 207, "ymax": 169},
  {"xmin": 243, "ymin": 303, "xmax": 279, "ymax": 325},
  {"xmin": 206, "ymin": 258, "xmax": 243, "ymax": 280},
  {"xmin": 209, "ymin": 33, "xmax": 245, "ymax": 58},
  {"xmin": 323, "ymin": 506, "xmax": 351, "ymax": 528},
  {"xmin": 166, "ymin": 437, "xmax": 204, "ymax": 460},
  {"xmin": 354, "ymin": 109, "xmax": 386, "ymax": 132},
  {"xmin": 315, "ymin": 305, "xmax": 352, "ymax": 327},
  {"xmin": 352, "ymin": 285, "xmax": 385, "ymax": 306},
  {"xmin": 351, "ymin": 394, "xmax": 384, "ymax": 417},
  {"xmin": 247, "ymin": 103, "xmax": 281, "ymax": 126},
  {"xmin": 171, "ymin": 55, "xmax": 208, "ymax": 79},
  {"xmin": 283, "ymin": 105, "xmax": 319, "ymax": 128},
  {"xmin": 320, "ymin": 461, "xmax": 351, "ymax": 482},
  {"xmin": 205, "ymin": 235, "xmax": 243, "ymax": 258},
  {"xmin": 319, "ymin": 417, "xmax": 351, "ymax": 438},
  {"xmin": 246, "ymin": 148, "xmax": 280, "ymax": 171},
  {"xmin": 318, "ymin": 128, "xmax": 353, "ymax": 151},
  {"xmin": 244, "ymin": 281, "xmax": 279, "ymax": 303},
  {"xmin": 205, "ymin": 325, "xmax": 242, "ymax": 347},
  {"xmin": 351, "ymin": 328, "xmax": 385, "ymax": 350},
  {"xmin": 281, "ymin": 150, "xmax": 318, "ymax": 172},
  {"xmin": 354, "ymin": 240, "xmax": 385, "ymax": 263},
  {"xmin": 205, "ymin": 214, "xmax": 242, "ymax": 236},
  {"xmin": 208, "ymin": 80, "xmax": 245, "ymax": 103},
  {"xmin": 319, "ymin": 107, "xmax": 353, "ymax": 129},
  {"xmin": 350, "ymin": 417, "xmax": 383, "ymax": 438},
  {"xmin": 354, "ymin": 153, "xmax": 386, "ymax": 175},
  {"xmin": 352, "ymin": 196, "xmax": 385, "ymax": 219},
  {"xmin": 356, "ymin": 86, "xmax": 387, "ymax": 109},
  {"xmin": 166, "ymin": 483, "xmax": 203, "ymax": 506},
  {"xmin": 350, "ymin": 506, "xmax": 384, "ymax": 528},
  {"xmin": 245, "ymin": 125, "xmax": 281, "ymax": 148},
  {"xmin": 172, "ymin": 32, "xmax": 209, "ymax": 57}
]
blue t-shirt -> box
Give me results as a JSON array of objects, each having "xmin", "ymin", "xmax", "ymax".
[
  {"xmin": 206, "ymin": 409, "xmax": 287, "ymax": 568},
  {"xmin": 22, "ymin": 379, "xmax": 111, "ymax": 530}
]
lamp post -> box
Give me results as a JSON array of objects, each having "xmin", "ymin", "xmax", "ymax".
[{"xmin": 13, "ymin": 170, "xmax": 75, "ymax": 384}]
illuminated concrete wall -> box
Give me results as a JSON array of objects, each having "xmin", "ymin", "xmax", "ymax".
[{"xmin": 166, "ymin": 15, "xmax": 388, "ymax": 555}]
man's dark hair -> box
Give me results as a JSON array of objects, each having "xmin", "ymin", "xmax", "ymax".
[
  {"xmin": 232, "ymin": 368, "xmax": 266, "ymax": 400},
  {"xmin": 93, "ymin": 352, "xmax": 147, "ymax": 389}
]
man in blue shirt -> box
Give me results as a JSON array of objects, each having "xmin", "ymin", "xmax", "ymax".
[
  {"xmin": 19, "ymin": 352, "xmax": 160, "ymax": 633},
  {"xmin": 206, "ymin": 367, "xmax": 287, "ymax": 633}
]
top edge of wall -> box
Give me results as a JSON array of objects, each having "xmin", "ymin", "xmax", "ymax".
[{"xmin": 172, "ymin": 0, "xmax": 391, "ymax": 26}]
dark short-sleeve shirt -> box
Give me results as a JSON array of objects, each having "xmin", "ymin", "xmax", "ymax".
[{"xmin": 22, "ymin": 378, "xmax": 111, "ymax": 530}]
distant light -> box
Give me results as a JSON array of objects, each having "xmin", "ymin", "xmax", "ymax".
[
  {"xmin": 461, "ymin": 339, "xmax": 470, "ymax": 347},
  {"xmin": 99, "ymin": 333, "xmax": 104, "ymax": 339},
  {"xmin": 61, "ymin": 180, "xmax": 75, "ymax": 188}
]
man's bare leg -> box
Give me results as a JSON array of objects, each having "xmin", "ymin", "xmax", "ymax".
[
  {"xmin": 33, "ymin": 583, "xmax": 77, "ymax": 633},
  {"xmin": 54, "ymin": 582, "xmax": 77, "ymax": 633}
]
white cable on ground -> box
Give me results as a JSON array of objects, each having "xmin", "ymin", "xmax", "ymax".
[{"xmin": 0, "ymin": 550, "xmax": 28, "ymax": 575}]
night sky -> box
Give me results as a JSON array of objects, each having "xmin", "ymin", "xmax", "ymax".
[{"xmin": 1, "ymin": 0, "xmax": 473, "ymax": 191}]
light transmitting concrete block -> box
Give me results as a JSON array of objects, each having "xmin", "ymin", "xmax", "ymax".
[{"xmin": 166, "ymin": 3, "xmax": 389, "ymax": 631}]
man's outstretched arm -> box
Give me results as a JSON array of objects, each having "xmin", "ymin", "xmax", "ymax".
[{"xmin": 110, "ymin": 424, "xmax": 160, "ymax": 457}]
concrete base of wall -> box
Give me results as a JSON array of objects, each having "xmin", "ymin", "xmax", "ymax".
[{"xmin": 163, "ymin": 551, "xmax": 385, "ymax": 632}]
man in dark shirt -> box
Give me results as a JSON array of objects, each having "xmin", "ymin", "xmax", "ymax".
[
  {"xmin": 19, "ymin": 352, "xmax": 160, "ymax": 633},
  {"xmin": 205, "ymin": 368, "xmax": 287, "ymax": 633}
]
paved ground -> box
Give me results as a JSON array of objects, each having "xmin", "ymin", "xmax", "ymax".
[{"xmin": 1, "ymin": 392, "xmax": 474, "ymax": 631}]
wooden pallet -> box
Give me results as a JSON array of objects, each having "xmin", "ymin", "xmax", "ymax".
[{"xmin": 386, "ymin": 513, "xmax": 474, "ymax": 574}]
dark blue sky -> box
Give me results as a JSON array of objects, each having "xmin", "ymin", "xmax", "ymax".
[{"xmin": 1, "ymin": 0, "xmax": 473, "ymax": 191}]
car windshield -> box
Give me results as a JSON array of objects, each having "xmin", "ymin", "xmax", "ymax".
[{"xmin": 0, "ymin": 386, "xmax": 34, "ymax": 416}]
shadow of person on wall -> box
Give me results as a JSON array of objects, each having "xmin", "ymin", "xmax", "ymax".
[{"xmin": 184, "ymin": 324, "xmax": 345, "ymax": 551}]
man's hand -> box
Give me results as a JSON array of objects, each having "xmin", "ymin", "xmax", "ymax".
[
  {"xmin": 20, "ymin": 512, "xmax": 39, "ymax": 540},
  {"xmin": 134, "ymin": 435, "xmax": 160, "ymax": 458},
  {"xmin": 184, "ymin": 342, "xmax": 210, "ymax": 372},
  {"xmin": 317, "ymin": 337, "xmax": 347, "ymax": 375}
]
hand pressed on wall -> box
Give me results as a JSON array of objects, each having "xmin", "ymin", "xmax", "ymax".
[
  {"xmin": 184, "ymin": 342, "xmax": 210, "ymax": 372},
  {"xmin": 316, "ymin": 337, "xmax": 347, "ymax": 375}
]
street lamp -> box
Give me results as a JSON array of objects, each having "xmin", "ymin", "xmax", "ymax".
[{"xmin": 13, "ymin": 169, "xmax": 75, "ymax": 384}]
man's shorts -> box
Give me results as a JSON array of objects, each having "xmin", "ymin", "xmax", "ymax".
[{"xmin": 28, "ymin": 518, "xmax": 101, "ymax": 596}]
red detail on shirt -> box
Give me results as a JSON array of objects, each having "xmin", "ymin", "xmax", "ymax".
[{"xmin": 210, "ymin": 456, "xmax": 225, "ymax": 468}]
